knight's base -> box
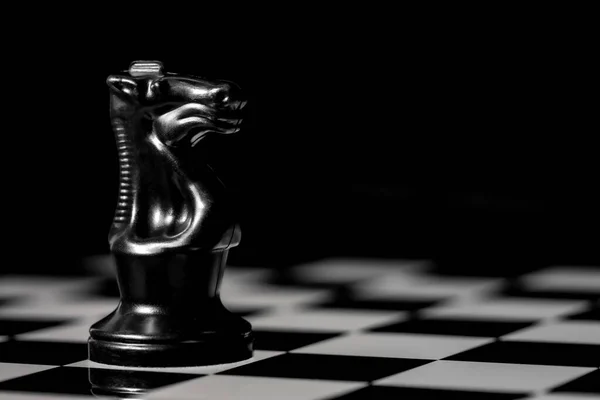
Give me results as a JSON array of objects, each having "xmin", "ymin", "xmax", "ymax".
[
  {"xmin": 88, "ymin": 332, "xmax": 253, "ymax": 367},
  {"xmin": 87, "ymin": 250, "xmax": 253, "ymax": 367}
]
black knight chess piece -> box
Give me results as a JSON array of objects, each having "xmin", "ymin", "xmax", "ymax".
[{"xmin": 88, "ymin": 61, "xmax": 253, "ymax": 367}]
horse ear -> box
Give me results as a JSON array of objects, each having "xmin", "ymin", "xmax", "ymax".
[{"xmin": 107, "ymin": 76, "xmax": 138, "ymax": 98}]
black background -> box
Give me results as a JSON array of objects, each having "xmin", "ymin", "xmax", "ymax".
[{"xmin": 4, "ymin": 16, "xmax": 597, "ymax": 274}]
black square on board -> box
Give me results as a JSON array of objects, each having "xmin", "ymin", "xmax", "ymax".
[
  {"xmin": 0, "ymin": 366, "xmax": 201, "ymax": 396},
  {"xmin": 446, "ymin": 341, "xmax": 600, "ymax": 367},
  {"xmin": 567, "ymin": 307, "xmax": 600, "ymax": 321},
  {"xmin": 501, "ymin": 285, "xmax": 600, "ymax": 300},
  {"xmin": 0, "ymin": 340, "xmax": 88, "ymax": 366},
  {"xmin": 220, "ymin": 353, "xmax": 431, "ymax": 382},
  {"xmin": 0, "ymin": 367, "xmax": 92, "ymax": 396},
  {"xmin": 317, "ymin": 292, "xmax": 437, "ymax": 312},
  {"xmin": 370, "ymin": 318, "xmax": 532, "ymax": 337},
  {"xmin": 552, "ymin": 369, "xmax": 600, "ymax": 394}
]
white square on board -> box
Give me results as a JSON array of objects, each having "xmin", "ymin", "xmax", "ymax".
[
  {"xmin": 292, "ymin": 258, "xmax": 427, "ymax": 283},
  {"xmin": 375, "ymin": 360, "xmax": 593, "ymax": 393},
  {"xmin": 502, "ymin": 321, "xmax": 600, "ymax": 345},
  {"xmin": 222, "ymin": 286, "xmax": 331, "ymax": 310},
  {"xmin": 423, "ymin": 298, "xmax": 587, "ymax": 321},
  {"xmin": 521, "ymin": 267, "xmax": 600, "ymax": 293},
  {"xmin": 246, "ymin": 309, "xmax": 405, "ymax": 333},
  {"xmin": 353, "ymin": 274, "xmax": 501, "ymax": 301},
  {"xmin": 16, "ymin": 319, "xmax": 96, "ymax": 343},
  {"xmin": 0, "ymin": 299, "xmax": 117, "ymax": 320},
  {"xmin": 0, "ymin": 362, "xmax": 56, "ymax": 383},
  {"xmin": 293, "ymin": 332, "xmax": 491, "ymax": 359},
  {"xmin": 145, "ymin": 375, "xmax": 364, "ymax": 400}
]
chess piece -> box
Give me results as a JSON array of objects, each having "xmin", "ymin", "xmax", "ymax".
[{"xmin": 88, "ymin": 61, "xmax": 253, "ymax": 367}]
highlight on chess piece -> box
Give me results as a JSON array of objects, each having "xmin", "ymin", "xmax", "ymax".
[{"xmin": 88, "ymin": 61, "xmax": 252, "ymax": 367}]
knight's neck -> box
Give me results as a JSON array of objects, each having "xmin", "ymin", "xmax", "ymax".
[
  {"xmin": 109, "ymin": 115, "xmax": 218, "ymax": 226},
  {"xmin": 111, "ymin": 116, "xmax": 140, "ymax": 227}
]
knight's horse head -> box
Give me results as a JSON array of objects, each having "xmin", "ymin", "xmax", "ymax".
[{"xmin": 107, "ymin": 61, "xmax": 246, "ymax": 147}]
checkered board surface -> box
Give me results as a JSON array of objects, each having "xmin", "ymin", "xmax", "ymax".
[{"xmin": 0, "ymin": 258, "xmax": 598, "ymax": 399}]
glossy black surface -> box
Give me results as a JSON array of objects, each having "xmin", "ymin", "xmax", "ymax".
[
  {"xmin": 89, "ymin": 61, "xmax": 253, "ymax": 367},
  {"xmin": 88, "ymin": 367, "xmax": 202, "ymax": 398}
]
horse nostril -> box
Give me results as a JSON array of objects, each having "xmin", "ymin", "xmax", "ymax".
[
  {"xmin": 213, "ymin": 83, "xmax": 232, "ymax": 104},
  {"xmin": 216, "ymin": 82, "xmax": 246, "ymax": 107},
  {"xmin": 214, "ymin": 91, "xmax": 229, "ymax": 104}
]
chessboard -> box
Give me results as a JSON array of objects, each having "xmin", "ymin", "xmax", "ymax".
[{"xmin": 0, "ymin": 257, "xmax": 598, "ymax": 399}]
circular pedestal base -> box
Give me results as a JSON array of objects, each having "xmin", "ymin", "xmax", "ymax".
[{"xmin": 88, "ymin": 333, "xmax": 253, "ymax": 367}]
